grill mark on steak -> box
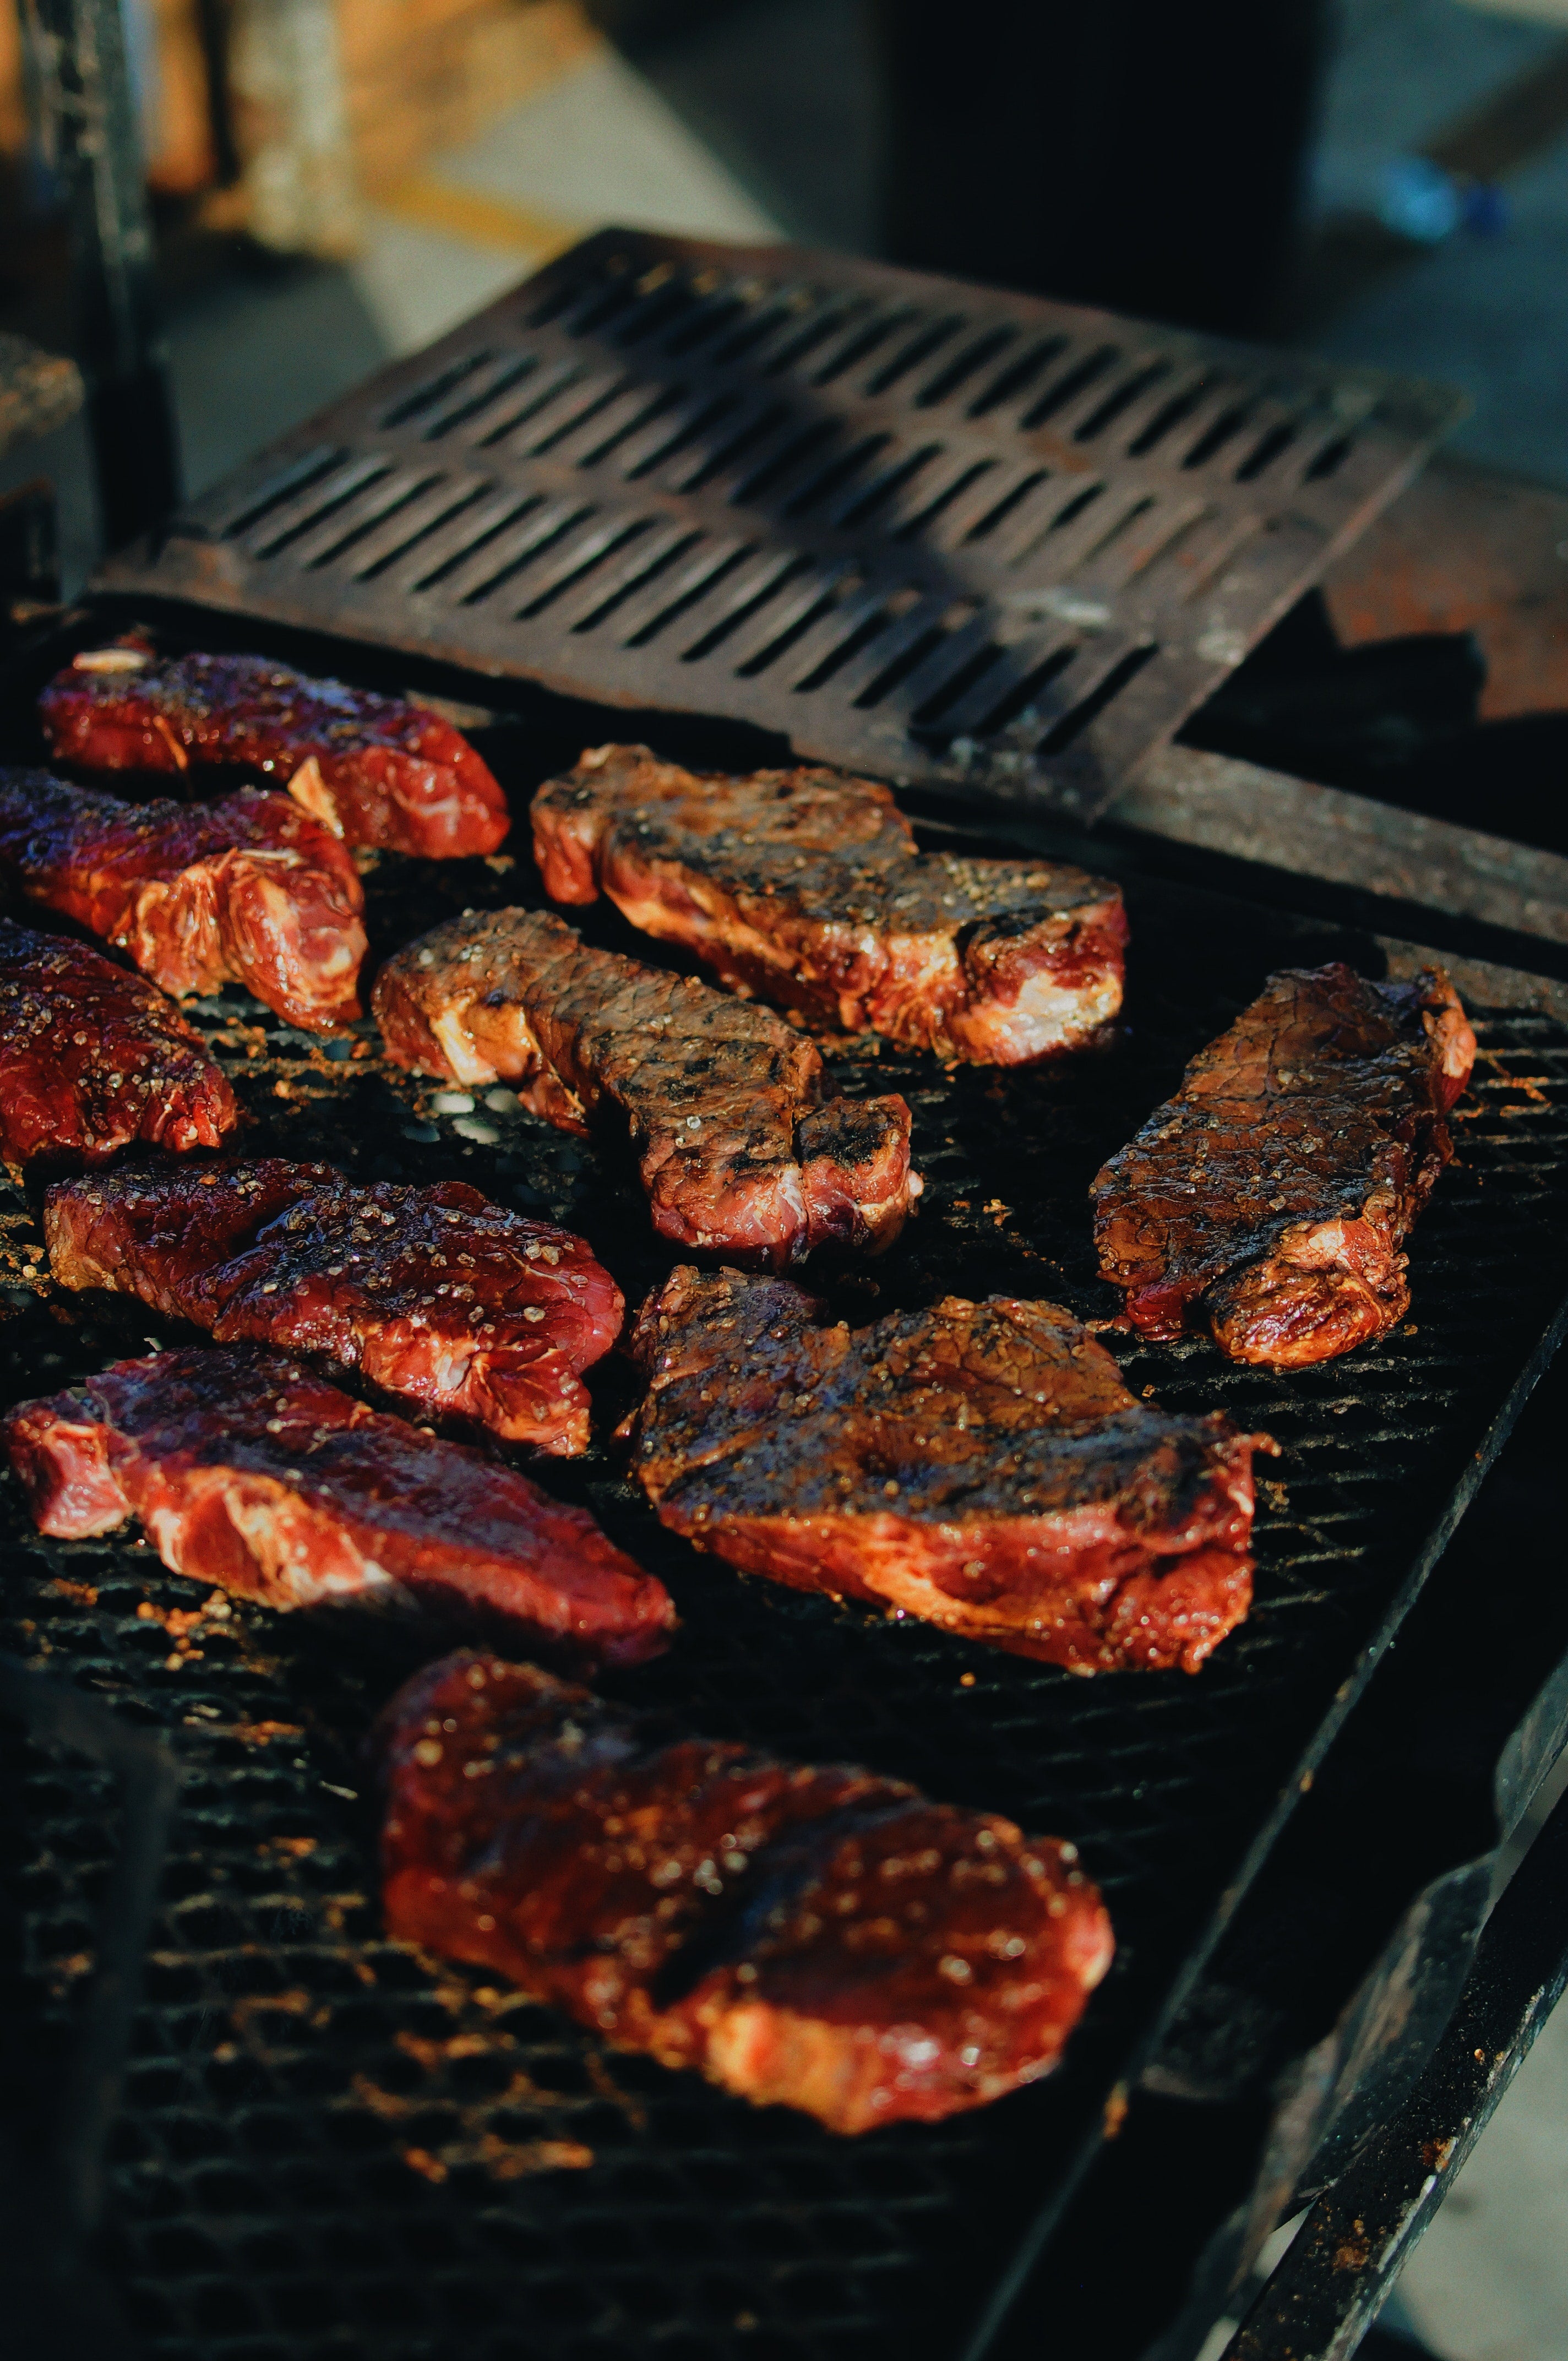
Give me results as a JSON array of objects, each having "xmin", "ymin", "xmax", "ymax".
[
  {"xmin": 41, "ymin": 645, "xmax": 510, "ymax": 859},
  {"xmin": 0, "ymin": 917, "xmax": 239, "ymax": 1163},
  {"xmin": 530, "ymin": 742, "xmax": 1128, "ymax": 1064},
  {"xmin": 0, "ymin": 769, "xmax": 367, "ymax": 1031},
  {"xmin": 1091, "ymin": 962, "xmax": 1477, "ymax": 1367},
  {"xmin": 42, "ymin": 1159, "xmax": 623, "ymax": 1452},
  {"xmin": 373, "ymin": 906, "xmax": 921, "ymax": 1269},
  {"xmin": 627, "ymin": 1266, "xmax": 1266, "ymax": 1673},
  {"xmin": 374, "ymin": 1649, "xmax": 1113, "ymax": 2133},
  {"xmin": 3, "ymin": 1348, "xmax": 673, "ymax": 1667}
]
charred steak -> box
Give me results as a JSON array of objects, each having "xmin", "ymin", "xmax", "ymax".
[
  {"xmin": 0, "ymin": 770, "xmax": 366, "ymax": 1031},
  {"xmin": 42, "ymin": 1160, "xmax": 622, "ymax": 1452},
  {"xmin": 4, "ymin": 1348, "xmax": 673, "ymax": 1666},
  {"xmin": 376, "ymin": 1649, "xmax": 1113, "ymax": 2132},
  {"xmin": 374, "ymin": 907, "xmax": 920, "ymax": 1268},
  {"xmin": 628, "ymin": 1267, "xmax": 1265, "ymax": 1673},
  {"xmin": 0, "ymin": 917, "xmax": 238, "ymax": 1162},
  {"xmin": 532, "ymin": 743, "xmax": 1127, "ymax": 1063},
  {"xmin": 1092, "ymin": 963, "xmax": 1476, "ymax": 1367},
  {"xmin": 41, "ymin": 645, "xmax": 509, "ymax": 859}
]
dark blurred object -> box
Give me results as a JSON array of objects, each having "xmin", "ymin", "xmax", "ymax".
[
  {"xmin": 871, "ymin": 0, "xmax": 1330, "ymax": 335},
  {"xmin": 0, "ymin": 1657, "xmax": 178, "ymax": 2360},
  {"xmin": 0, "ymin": 335, "xmax": 83, "ymax": 457},
  {"xmin": 1185, "ymin": 589, "xmax": 1568, "ymax": 858},
  {"xmin": 0, "ymin": 480, "xmax": 60, "ymax": 629},
  {"xmin": 22, "ymin": 0, "xmax": 181, "ymax": 548}
]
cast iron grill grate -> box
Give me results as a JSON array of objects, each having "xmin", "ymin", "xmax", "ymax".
[
  {"xmin": 4, "ymin": 814, "xmax": 1567, "ymax": 2361},
  {"xmin": 94, "ymin": 229, "xmax": 1462, "ymax": 822}
]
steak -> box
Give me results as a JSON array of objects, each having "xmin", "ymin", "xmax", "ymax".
[
  {"xmin": 373, "ymin": 907, "xmax": 920, "ymax": 1268},
  {"xmin": 42, "ymin": 1160, "xmax": 623, "ymax": 1452},
  {"xmin": 1091, "ymin": 962, "xmax": 1477, "ymax": 1367},
  {"xmin": 628, "ymin": 1266, "xmax": 1265, "ymax": 1673},
  {"xmin": 0, "ymin": 917, "xmax": 238, "ymax": 1162},
  {"xmin": 0, "ymin": 770, "xmax": 366, "ymax": 1031},
  {"xmin": 531, "ymin": 742, "xmax": 1127, "ymax": 1063},
  {"xmin": 375, "ymin": 1649, "xmax": 1113, "ymax": 2132},
  {"xmin": 4, "ymin": 1348, "xmax": 673, "ymax": 1667},
  {"xmin": 41, "ymin": 645, "xmax": 510, "ymax": 858}
]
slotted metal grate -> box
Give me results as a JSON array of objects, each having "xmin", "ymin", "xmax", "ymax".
[
  {"xmin": 4, "ymin": 790, "xmax": 1567, "ymax": 2361},
  {"xmin": 94, "ymin": 230, "xmax": 1462, "ymax": 820}
]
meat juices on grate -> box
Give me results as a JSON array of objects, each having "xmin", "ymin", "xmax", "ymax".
[
  {"xmin": 4, "ymin": 1348, "xmax": 673, "ymax": 1665},
  {"xmin": 0, "ymin": 917, "xmax": 239, "ymax": 1162},
  {"xmin": 373, "ymin": 907, "xmax": 920, "ymax": 1269},
  {"xmin": 376, "ymin": 1649, "xmax": 1113, "ymax": 2133},
  {"xmin": 532, "ymin": 743, "xmax": 1128, "ymax": 1064},
  {"xmin": 0, "ymin": 770, "xmax": 367, "ymax": 1031},
  {"xmin": 41, "ymin": 645, "xmax": 510, "ymax": 858},
  {"xmin": 1092, "ymin": 963, "xmax": 1477, "ymax": 1368},
  {"xmin": 628, "ymin": 1267, "xmax": 1265, "ymax": 1673},
  {"xmin": 42, "ymin": 1159, "xmax": 623, "ymax": 1452}
]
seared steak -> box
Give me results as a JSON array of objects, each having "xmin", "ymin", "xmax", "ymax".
[
  {"xmin": 628, "ymin": 1266, "xmax": 1264, "ymax": 1673},
  {"xmin": 1092, "ymin": 963, "xmax": 1476, "ymax": 1367},
  {"xmin": 4, "ymin": 1348, "xmax": 673, "ymax": 1666},
  {"xmin": 43, "ymin": 1160, "xmax": 622, "ymax": 1452},
  {"xmin": 531, "ymin": 743, "xmax": 1126, "ymax": 1063},
  {"xmin": 41, "ymin": 645, "xmax": 509, "ymax": 858},
  {"xmin": 374, "ymin": 907, "xmax": 920, "ymax": 1268},
  {"xmin": 0, "ymin": 770, "xmax": 366, "ymax": 1030},
  {"xmin": 376, "ymin": 1649, "xmax": 1113, "ymax": 2132},
  {"xmin": 0, "ymin": 918, "xmax": 238, "ymax": 1162}
]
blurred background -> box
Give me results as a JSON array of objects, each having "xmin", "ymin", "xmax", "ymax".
[{"xmin": 3, "ymin": 3, "xmax": 1568, "ymax": 2355}]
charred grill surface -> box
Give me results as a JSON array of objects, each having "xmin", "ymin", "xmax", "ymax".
[
  {"xmin": 1092, "ymin": 964, "xmax": 1477, "ymax": 1367},
  {"xmin": 373, "ymin": 906, "xmax": 920, "ymax": 1269},
  {"xmin": 4, "ymin": 1348, "xmax": 673, "ymax": 1664},
  {"xmin": 376, "ymin": 1650, "xmax": 1113, "ymax": 2134},
  {"xmin": 0, "ymin": 769, "xmax": 367, "ymax": 1031},
  {"xmin": 42, "ymin": 1160, "xmax": 623, "ymax": 1451},
  {"xmin": 532, "ymin": 744, "xmax": 1127, "ymax": 1063},
  {"xmin": 628, "ymin": 1266, "xmax": 1264, "ymax": 1673},
  {"xmin": 0, "ymin": 917, "xmax": 239, "ymax": 1162},
  {"xmin": 41, "ymin": 647, "xmax": 510, "ymax": 859}
]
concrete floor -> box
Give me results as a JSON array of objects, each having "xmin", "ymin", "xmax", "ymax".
[{"xmin": 6, "ymin": 5, "xmax": 1568, "ymax": 2355}]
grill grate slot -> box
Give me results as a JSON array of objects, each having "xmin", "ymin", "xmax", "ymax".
[{"xmin": 115, "ymin": 227, "xmax": 1463, "ymax": 823}]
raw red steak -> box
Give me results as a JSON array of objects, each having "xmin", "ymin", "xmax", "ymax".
[
  {"xmin": 43, "ymin": 1160, "xmax": 622, "ymax": 1452},
  {"xmin": 41, "ymin": 645, "xmax": 509, "ymax": 858},
  {"xmin": 532, "ymin": 743, "xmax": 1127, "ymax": 1062},
  {"xmin": 376, "ymin": 1649, "xmax": 1113, "ymax": 2133},
  {"xmin": 628, "ymin": 1266, "xmax": 1266, "ymax": 1673},
  {"xmin": 0, "ymin": 770, "xmax": 366, "ymax": 1031},
  {"xmin": 0, "ymin": 917, "xmax": 238, "ymax": 1162},
  {"xmin": 4, "ymin": 1349, "xmax": 673, "ymax": 1666},
  {"xmin": 374, "ymin": 906, "xmax": 920, "ymax": 1268},
  {"xmin": 1092, "ymin": 963, "xmax": 1476, "ymax": 1367}
]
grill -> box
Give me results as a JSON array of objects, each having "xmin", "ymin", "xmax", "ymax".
[
  {"xmin": 4, "ymin": 618, "xmax": 1568, "ymax": 2360},
  {"xmin": 92, "ymin": 229, "xmax": 1461, "ymax": 822}
]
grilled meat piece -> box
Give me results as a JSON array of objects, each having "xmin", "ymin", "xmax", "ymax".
[
  {"xmin": 42, "ymin": 1159, "xmax": 622, "ymax": 1452},
  {"xmin": 1091, "ymin": 963, "xmax": 1476, "ymax": 1367},
  {"xmin": 374, "ymin": 907, "xmax": 919, "ymax": 1269},
  {"xmin": 0, "ymin": 770, "xmax": 366, "ymax": 1031},
  {"xmin": 628, "ymin": 1267, "xmax": 1264, "ymax": 1673},
  {"xmin": 41, "ymin": 646, "xmax": 509, "ymax": 858},
  {"xmin": 4, "ymin": 1348, "xmax": 673, "ymax": 1666},
  {"xmin": 531, "ymin": 743, "xmax": 1127, "ymax": 1063},
  {"xmin": 376, "ymin": 1649, "xmax": 1113, "ymax": 2132},
  {"xmin": 0, "ymin": 918, "xmax": 238, "ymax": 1163}
]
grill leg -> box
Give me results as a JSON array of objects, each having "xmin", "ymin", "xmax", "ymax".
[
  {"xmin": 871, "ymin": 0, "xmax": 1330, "ymax": 336},
  {"xmin": 23, "ymin": 0, "xmax": 182, "ymax": 548}
]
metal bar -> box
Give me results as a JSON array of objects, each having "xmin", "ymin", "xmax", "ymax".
[{"xmin": 1224, "ymin": 1781, "xmax": 1568, "ymax": 2361}]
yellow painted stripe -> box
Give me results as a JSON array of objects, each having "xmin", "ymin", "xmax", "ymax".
[{"xmin": 378, "ymin": 176, "xmax": 591, "ymax": 261}]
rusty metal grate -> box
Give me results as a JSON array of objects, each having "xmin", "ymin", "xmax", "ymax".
[
  {"xmin": 94, "ymin": 230, "xmax": 1462, "ymax": 820},
  {"xmin": 4, "ymin": 727, "xmax": 1568, "ymax": 2361}
]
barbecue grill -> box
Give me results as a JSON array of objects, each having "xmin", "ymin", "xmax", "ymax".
[{"xmin": 4, "ymin": 232, "xmax": 1568, "ymax": 2361}]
